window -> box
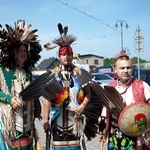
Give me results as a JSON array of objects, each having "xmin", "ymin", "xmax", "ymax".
[
  {"xmin": 93, "ymin": 74, "xmax": 113, "ymax": 80},
  {"xmin": 86, "ymin": 59, "xmax": 88, "ymax": 64},
  {"xmin": 94, "ymin": 59, "xmax": 98, "ymax": 64}
]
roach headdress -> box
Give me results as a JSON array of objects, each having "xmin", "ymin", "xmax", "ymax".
[
  {"xmin": 0, "ymin": 20, "xmax": 42, "ymax": 68},
  {"xmin": 44, "ymin": 23, "xmax": 79, "ymax": 58},
  {"xmin": 114, "ymin": 50, "xmax": 129, "ymax": 61}
]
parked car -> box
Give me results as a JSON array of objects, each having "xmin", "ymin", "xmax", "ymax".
[
  {"xmin": 133, "ymin": 68, "xmax": 150, "ymax": 86},
  {"xmin": 92, "ymin": 72, "xmax": 114, "ymax": 86},
  {"xmin": 95, "ymin": 66, "xmax": 113, "ymax": 73},
  {"xmin": 32, "ymin": 74, "xmax": 40, "ymax": 80},
  {"xmin": 103, "ymin": 71, "xmax": 118, "ymax": 80}
]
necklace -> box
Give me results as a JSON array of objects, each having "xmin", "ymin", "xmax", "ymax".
[
  {"xmin": 60, "ymin": 65, "xmax": 73, "ymax": 88},
  {"xmin": 14, "ymin": 68, "xmax": 26, "ymax": 85}
]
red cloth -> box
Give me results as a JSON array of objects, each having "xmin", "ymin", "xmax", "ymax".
[
  {"xmin": 109, "ymin": 78, "xmax": 145, "ymax": 102},
  {"xmin": 59, "ymin": 46, "xmax": 73, "ymax": 56},
  {"xmin": 5, "ymin": 137, "xmax": 32, "ymax": 149}
]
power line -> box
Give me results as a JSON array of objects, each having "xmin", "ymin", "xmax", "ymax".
[{"xmin": 56, "ymin": 0, "xmax": 118, "ymax": 32}]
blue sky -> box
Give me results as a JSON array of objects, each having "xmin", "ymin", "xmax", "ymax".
[{"xmin": 1, "ymin": 0, "xmax": 150, "ymax": 64}]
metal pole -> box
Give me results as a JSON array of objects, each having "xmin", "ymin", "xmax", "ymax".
[
  {"xmin": 137, "ymin": 26, "xmax": 140, "ymax": 79},
  {"xmin": 120, "ymin": 21, "xmax": 123, "ymax": 50}
]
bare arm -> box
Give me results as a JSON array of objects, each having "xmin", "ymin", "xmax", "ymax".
[
  {"xmin": 82, "ymin": 84, "xmax": 91, "ymax": 105},
  {"xmin": 75, "ymin": 84, "xmax": 91, "ymax": 114},
  {"xmin": 43, "ymin": 99, "xmax": 51, "ymax": 132}
]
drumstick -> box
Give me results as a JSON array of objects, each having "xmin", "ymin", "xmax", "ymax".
[{"xmin": 100, "ymin": 139, "xmax": 104, "ymax": 150}]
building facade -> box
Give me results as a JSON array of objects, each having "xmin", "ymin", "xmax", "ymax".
[
  {"xmin": 73, "ymin": 54, "xmax": 104, "ymax": 72},
  {"xmin": 35, "ymin": 54, "xmax": 104, "ymax": 73}
]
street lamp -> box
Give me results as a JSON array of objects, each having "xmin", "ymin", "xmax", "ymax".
[{"xmin": 115, "ymin": 20, "xmax": 129, "ymax": 50}]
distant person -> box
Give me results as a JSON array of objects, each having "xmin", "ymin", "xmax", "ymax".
[
  {"xmin": 0, "ymin": 20, "xmax": 42, "ymax": 149},
  {"xmin": 98, "ymin": 50, "xmax": 150, "ymax": 149}
]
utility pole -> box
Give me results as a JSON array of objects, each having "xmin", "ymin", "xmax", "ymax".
[{"xmin": 134, "ymin": 26, "xmax": 144, "ymax": 79}]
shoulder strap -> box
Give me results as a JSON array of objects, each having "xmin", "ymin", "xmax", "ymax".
[
  {"xmin": 109, "ymin": 81, "xmax": 117, "ymax": 87},
  {"xmin": 109, "ymin": 78, "xmax": 145, "ymax": 102},
  {"xmin": 132, "ymin": 78, "xmax": 145, "ymax": 102}
]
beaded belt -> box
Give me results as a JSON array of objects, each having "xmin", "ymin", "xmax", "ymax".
[{"xmin": 53, "ymin": 141, "xmax": 80, "ymax": 150}]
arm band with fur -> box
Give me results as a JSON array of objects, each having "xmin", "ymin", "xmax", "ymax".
[{"xmin": 98, "ymin": 117, "xmax": 106, "ymax": 133}]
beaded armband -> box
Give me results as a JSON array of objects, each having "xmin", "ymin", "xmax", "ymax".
[
  {"xmin": 81, "ymin": 102, "xmax": 86, "ymax": 107},
  {"xmin": 0, "ymin": 97, "xmax": 9, "ymax": 103},
  {"xmin": 0, "ymin": 93, "xmax": 12, "ymax": 104}
]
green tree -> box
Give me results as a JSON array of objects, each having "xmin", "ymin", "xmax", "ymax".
[
  {"xmin": 131, "ymin": 57, "xmax": 138, "ymax": 64},
  {"xmin": 131, "ymin": 57, "xmax": 147, "ymax": 64},
  {"xmin": 104, "ymin": 57, "xmax": 149, "ymax": 67},
  {"xmin": 104, "ymin": 58, "xmax": 115, "ymax": 66}
]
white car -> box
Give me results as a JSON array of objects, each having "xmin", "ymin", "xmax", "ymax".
[{"xmin": 92, "ymin": 72, "xmax": 114, "ymax": 86}]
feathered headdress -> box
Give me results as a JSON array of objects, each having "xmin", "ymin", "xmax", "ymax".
[
  {"xmin": 0, "ymin": 20, "xmax": 42, "ymax": 68},
  {"xmin": 44, "ymin": 23, "xmax": 80, "ymax": 59}
]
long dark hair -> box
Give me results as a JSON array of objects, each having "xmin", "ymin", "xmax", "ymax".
[{"xmin": 1, "ymin": 43, "xmax": 32, "ymax": 75}]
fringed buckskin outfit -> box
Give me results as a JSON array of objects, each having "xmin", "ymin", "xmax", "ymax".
[
  {"xmin": 0, "ymin": 20, "xmax": 42, "ymax": 149},
  {"xmin": 0, "ymin": 66, "xmax": 34, "ymax": 149}
]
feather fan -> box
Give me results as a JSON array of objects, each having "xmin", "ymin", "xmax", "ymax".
[
  {"xmin": 89, "ymin": 81, "xmax": 125, "ymax": 118},
  {"xmin": 104, "ymin": 86, "xmax": 126, "ymax": 115},
  {"xmin": 83, "ymin": 86, "xmax": 103, "ymax": 140},
  {"xmin": 20, "ymin": 70, "xmax": 54, "ymax": 102},
  {"xmin": 144, "ymin": 131, "xmax": 150, "ymax": 148},
  {"xmin": 42, "ymin": 78, "xmax": 68, "ymax": 106},
  {"xmin": 74, "ymin": 68, "xmax": 93, "ymax": 86}
]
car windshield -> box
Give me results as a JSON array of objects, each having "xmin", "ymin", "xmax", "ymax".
[
  {"xmin": 133, "ymin": 69, "xmax": 150, "ymax": 86},
  {"xmin": 93, "ymin": 74, "xmax": 112, "ymax": 80},
  {"xmin": 32, "ymin": 74, "xmax": 39, "ymax": 80}
]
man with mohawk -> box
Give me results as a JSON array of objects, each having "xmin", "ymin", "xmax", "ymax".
[
  {"xmin": 0, "ymin": 20, "xmax": 42, "ymax": 149},
  {"xmin": 98, "ymin": 50, "xmax": 150, "ymax": 150}
]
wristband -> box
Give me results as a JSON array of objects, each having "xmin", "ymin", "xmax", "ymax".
[{"xmin": 81, "ymin": 102, "xmax": 86, "ymax": 107}]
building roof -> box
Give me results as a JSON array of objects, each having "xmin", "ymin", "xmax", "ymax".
[
  {"xmin": 36, "ymin": 57, "xmax": 58, "ymax": 70},
  {"xmin": 74, "ymin": 54, "xmax": 104, "ymax": 59}
]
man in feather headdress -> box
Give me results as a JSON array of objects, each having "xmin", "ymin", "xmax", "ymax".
[
  {"xmin": 98, "ymin": 50, "xmax": 150, "ymax": 150},
  {"xmin": 0, "ymin": 20, "xmax": 42, "ymax": 149},
  {"xmin": 42, "ymin": 23, "xmax": 103, "ymax": 150}
]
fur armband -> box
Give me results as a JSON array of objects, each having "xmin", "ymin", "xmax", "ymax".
[{"xmin": 98, "ymin": 116, "xmax": 106, "ymax": 133}]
